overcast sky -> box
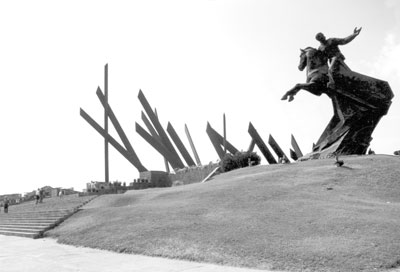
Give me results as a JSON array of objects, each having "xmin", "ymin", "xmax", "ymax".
[{"xmin": 1, "ymin": 0, "xmax": 399, "ymax": 195}]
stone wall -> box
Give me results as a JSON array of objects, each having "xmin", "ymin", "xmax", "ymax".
[
  {"xmin": 139, "ymin": 171, "xmax": 171, "ymax": 187},
  {"xmin": 169, "ymin": 163, "xmax": 220, "ymax": 186}
]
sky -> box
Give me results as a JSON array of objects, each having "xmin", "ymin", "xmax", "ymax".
[{"xmin": 1, "ymin": 0, "xmax": 399, "ymax": 195}]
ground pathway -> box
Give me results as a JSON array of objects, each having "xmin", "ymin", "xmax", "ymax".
[
  {"xmin": 0, "ymin": 235, "xmax": 277, "ymax": 272},
  {"xmin": 0, "ymin": 195, "xmax": 97, "ymax": 238}
]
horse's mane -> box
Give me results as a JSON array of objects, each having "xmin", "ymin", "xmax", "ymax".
[
  {"xmin": 303, "ymin": 46, "xmax": 317, "ymax": 52},
  {"xmin": 302, "ymin": 46, "xmax": 325, "ymax": 59}
]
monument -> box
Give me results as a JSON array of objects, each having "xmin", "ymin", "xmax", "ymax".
[{"xmin": 281, "ymin": 28, "xmax": 394, "ymax": 159}]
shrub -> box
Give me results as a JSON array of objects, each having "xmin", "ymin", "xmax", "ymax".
[{"xmin": 221, "ymin": 151, "xmax": 261, "ymax": 172}]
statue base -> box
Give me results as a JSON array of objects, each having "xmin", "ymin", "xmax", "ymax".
[{"xmin": 311, "ymin": 64, "xmax": 393, "ymax": 158}]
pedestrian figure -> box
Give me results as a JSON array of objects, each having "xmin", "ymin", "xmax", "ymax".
[
  {"xmin": 39, "ymin": 188, "xmax": 44, "ymax": 203},
  {"xmin": 3, "ymin": 197, "xmax": 9, "ymax": 213},
  {"xmin": 35, "ymin": 189, "xmax": 40, "ymax": 204}
]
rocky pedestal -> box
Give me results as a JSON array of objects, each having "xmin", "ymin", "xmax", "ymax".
[{"xmin": 303, "ymin": 63, "xmax": 394, "ymax": 160}]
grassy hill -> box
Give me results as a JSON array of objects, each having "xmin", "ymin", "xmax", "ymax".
[{"xmin": 47, "ymin": 155, "xmax": 400, "ymax": 272}]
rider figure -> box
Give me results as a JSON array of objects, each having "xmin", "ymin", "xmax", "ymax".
[{"xmin": 315, "ymin": 27, "xmax": 362, "ymax": 89}]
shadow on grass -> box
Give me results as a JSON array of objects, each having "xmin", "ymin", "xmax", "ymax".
[
  {"xmin": 385, "ymin": 259, "xmax": 400, "ymax": 269},
  {"xmin": 336, "ymin": 165, "xmax": 353, "ymax": 170}
]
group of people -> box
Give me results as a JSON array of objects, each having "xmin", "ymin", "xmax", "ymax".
[
  {"xmin": 1, "ymin": 197, "xmax": 9, "ymax": 213},
  {"xmin": 35, "ymin": 188, "xmax": 44, "ymax": 204},
  {"xmin": 278, "ymin": 155, "xmax": 289, "ymax": 164},
  {"xmin": 1, "ymin": 188, "xmax": 65, "ymax": 213}
]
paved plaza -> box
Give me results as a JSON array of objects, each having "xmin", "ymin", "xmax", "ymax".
[{"xmin": 0, "ymin": 235, "xmax": 274, "ymax": 272}]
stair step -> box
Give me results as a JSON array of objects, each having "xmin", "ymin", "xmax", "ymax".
[
  {"xmin": 3, "ymin": 210, "xmax": 71, "ymax": 214},
  {"xmin": 0, "ymin": 220, "xmax": 59, "ymax": 224},
  {"xmin": 0, "ymin": 224, "xmax": 48, "ymax": 229},
  {"xmin": 0, "ymin": 229, "xmax": 42, "ymax": 239},
  {"xmin": 0, "ymin": 221, "xmax": 59, "ymax": 226},
  {"xmin": 0, "ymin": 222, "xmax": 52, "ymax": 227},
  {"xmin": 0, "ymin": 216, "xmax": 62, "ymax": 220},
  {"xmin": 9, "ymin": 208, "xmax": 72, "ymax": 212},
  {"xmin": 0, "ymin": 226, "xmax": 45, "ymax": 232},
  {"xmin": 0, "ymin": 195, "xmax": 97, "ymax": 239},
  {"xmin": 0, "ymin": 216, "xmax": 66, "ymax": 220},
  {"xmin": 1, "ymin": 211, "xmax": 72, "ymax": 216},
  {"xmin": 0, "ymin": 213, "xmax": 66, "ymax": 218}
]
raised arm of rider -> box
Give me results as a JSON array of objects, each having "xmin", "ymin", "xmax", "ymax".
[{"xmin": 335, "ymin": 27, "xmax": 362, "ymax": 45}]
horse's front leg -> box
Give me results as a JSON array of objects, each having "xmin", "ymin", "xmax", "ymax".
[{"xmin": 281, "ymin": 82, "xmax": 314, "ymax": 102}]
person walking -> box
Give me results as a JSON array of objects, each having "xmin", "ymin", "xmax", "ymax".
[
  {"xmin": 39, "ymin": 188, "xmax": 44, "ymax": 203},
  {"xmin": 3, "ymin": 197, "xmax": 9, "ymax": 213},
  {"xmin": 35, "ymin": 189, "xmax": 40, "ymax": 204}
]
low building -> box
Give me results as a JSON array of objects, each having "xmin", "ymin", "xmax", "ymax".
[
  {"xmin": 86, "ymin": 181, "xmax": 111, "ymax": 193},
  {"xmin": 23, "ymin": 191, "xmax": 36, "ymax": 201},
  {"xmin": 0, "ymin": 194, "xmax": 22, "ymax": 205},
  {"xmin": 85, "ymin": 181, "xmax": 129, "ymax": 194},
  {"xmin": 41, "ymin": 186, "xmax": 54, "ymax": 198}
]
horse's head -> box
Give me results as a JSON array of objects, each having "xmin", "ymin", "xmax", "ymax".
[
  {"xmin": 298, "ymin": 47, "xmax": 319, "ymax": 71},
  {"xmin": 298, "ymin": 48, "xmax": 308, "ymax": 71}
]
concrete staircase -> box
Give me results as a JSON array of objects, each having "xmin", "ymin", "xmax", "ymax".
[{"xmin": 0, "ymin": 195, "xmax": 96, "ymax": 239}]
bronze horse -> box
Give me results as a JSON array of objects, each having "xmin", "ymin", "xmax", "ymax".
[
  {"xmin": 281, "ymin": 47, "xmax": 329, "ymax": 102},
  {"xmin": 282, "ymin": 47, "xmax": 393, "ymax": 158}
]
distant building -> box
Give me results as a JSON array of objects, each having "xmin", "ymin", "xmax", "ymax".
[
  {"xmin": 22, "ymin": 187, "xmax": 79, "ymax": 200},
  {"xmin": 85, "ymin": 181, "xmax": 127, "ymax": 194},
  {"xmin": 0, "ymin": 194, "xmax": 22, "ymax": 205},
  {"xmin": 23, "ymin": 191, "xmax": 36, "ymax": 201},
  {"xmin": 56, "ymin": 187, "xmax": 78, "ymax": 197},
  {"xmin": 41, "ymin": 186, "xmax": 54, "ymax": 198},
  {"xmin": 86, "ymin": 181, "xmax": 111, "ymax": 193},
  {"xmin": 45, "ymin": 187, "xmax": 79, "ymax": 197}
]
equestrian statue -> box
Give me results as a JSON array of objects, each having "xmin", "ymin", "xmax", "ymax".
[{"xmin": 282, "ymin": 28, "xmax": 394, "ymax": 159}]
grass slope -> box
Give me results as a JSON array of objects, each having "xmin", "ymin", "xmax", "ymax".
[{"xmin": 48, "ymin": 155, "xmax": 400, "ymax": 272}]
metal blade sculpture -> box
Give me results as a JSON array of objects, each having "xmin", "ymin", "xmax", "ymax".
[
  {"xmin": 248, "ymin": 122, "xmax": 277, "ymax": 164},
  {"xmin": 80, "ymin": 65, "xmax": 148, "ymax": 175},
  {"xmin": 268, "ymin": 134, "xmax": 290, "ymax": 163},
  {"xmin": 290, "ymin": 149, "xmax": 298, "ymax": 161},
  {"xmin": 141, "ymin": 111, "xmax": 160, "ymax": 140},
  {"xmin": 167, "ymin": 122, "xmax": 196, "ymax": 167},
  {"xmin": 154, "ymin": 109, "xmax": 171, "ymax": 172},
  {"xmin": 137, "ymin": 90, "xmax": 185, "ymax": 169},
  {"xmin": 185, "ymin": 124, "xmax": 202, "ymax": 166},
  {"xmin": 104, "ymin": 64, "xmax": 109, "ymax": 182},
  {"xmin": 80, "ymin": 108, "xmax": 147, "ymax": 172},
  {"xmin": 141, "ymin": 111, "xmax": 170, "ymax": 172},
  {"xmin": 96, "ymin": 88, "xmax": 138, "ymax": 159},
  {"xmin": 291, "ymin": 134, "xmax": 303, "ymax": 159},
  {"xmin": 135, "ymin": 122, "xmax": 183, "ymax": 169},
  {"xmin": 206, "ymin": 123, "xmax": 225, "ymax": 159},
  {"xmin": 247, "ymin": 139, "xmax": 256, "ymax": 152},
  {"xmin": 206, "ymin": 122, "xmax": 239, "ymax": 160}
]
